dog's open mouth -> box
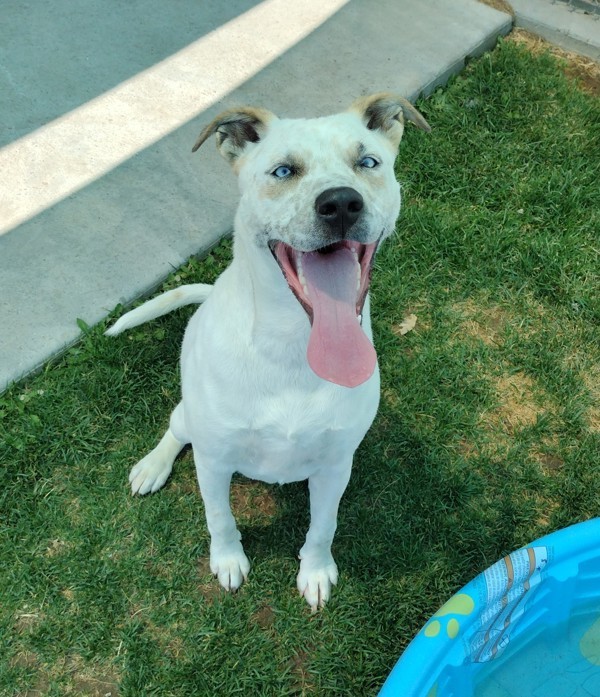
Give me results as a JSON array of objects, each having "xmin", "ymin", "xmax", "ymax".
[{"xmin": 270, "ymin": 239, "xmax": 379, "ymax": 388}]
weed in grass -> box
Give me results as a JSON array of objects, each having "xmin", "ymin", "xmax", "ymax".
[{"xmin": 1, "ymin": 39, "xmax": 599, "ymax": 696}]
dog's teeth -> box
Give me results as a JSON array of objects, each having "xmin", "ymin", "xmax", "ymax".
[
  {"xmin": 351, "ymin": 249, "xmax": 360, "ymax": 289},
  {"xmin": 297, "ymin": 255, "xmax": 309, "ymax": 296}
]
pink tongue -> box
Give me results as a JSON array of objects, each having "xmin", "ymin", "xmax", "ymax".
[{"xmin": 302, "ymin": 247, "xmax": 376, "ymax": 388}]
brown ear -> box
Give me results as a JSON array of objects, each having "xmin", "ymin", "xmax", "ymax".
[
  {"xmin": 350, "ymin": 92, "xmax": 430, "ymax": 149},
  {"xmin": 192, "ymin": 106, "xmax": 276, "ymax": 162}
]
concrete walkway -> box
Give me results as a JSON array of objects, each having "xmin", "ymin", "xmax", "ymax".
[
  {"xmin": 0, "ymin": 0, "xmax": 513, "ymax": 392},
  {"xmin": 512, "ymin": 0, "xmax": 600, "ymax": 61}
]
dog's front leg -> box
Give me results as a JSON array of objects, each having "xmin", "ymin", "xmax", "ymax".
[
  {"xmin": 297, "ymin": 463, "xmax": 353, "ymax": 611},
  {"xmin": 193, "ymin": 453, "xmax": 250, "ymax": 592}
]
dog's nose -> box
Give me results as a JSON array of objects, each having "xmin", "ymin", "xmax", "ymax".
[{"xmin": 315, "ymin": 187, "xmax": 364, "ymax": 236}]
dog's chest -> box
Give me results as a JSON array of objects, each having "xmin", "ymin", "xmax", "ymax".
[
  {"xmin": 234, "ymin": 423, "xmax": 345, "ymax": 484},
  {"xmin": 216, "ymin": 387, "xmax": 377, "ymax": 485}
]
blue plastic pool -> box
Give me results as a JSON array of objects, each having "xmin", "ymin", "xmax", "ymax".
[{"xmin": 379, "ymin": 518, "xmax": 600, "ymax": 697}]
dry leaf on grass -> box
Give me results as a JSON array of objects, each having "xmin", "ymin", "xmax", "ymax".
[{"xmin": 393, "ymin": 314, "xmax": 418, "ymax": 336}]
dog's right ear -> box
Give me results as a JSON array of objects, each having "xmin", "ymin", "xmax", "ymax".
[{"xmin": 192, "ymin": 107, "xmax": 276, "ymax": 163}]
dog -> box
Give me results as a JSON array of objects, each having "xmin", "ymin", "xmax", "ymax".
[{"xmin": 107, "ymin": 93, "xmax": 430, "ymax": 610}]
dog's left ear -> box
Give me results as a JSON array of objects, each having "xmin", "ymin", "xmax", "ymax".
[
  {"xmin": 350, "ymin": 93, "xmax": 431, "ymax": 149},
  {"xmin": 192, "ymin": 107, "xmax": 276, "ymax": 163}
]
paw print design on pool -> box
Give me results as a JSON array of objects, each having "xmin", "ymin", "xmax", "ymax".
[{"xmin": 423, "ymin": 593, "xmax": 476, "ymax": 640}]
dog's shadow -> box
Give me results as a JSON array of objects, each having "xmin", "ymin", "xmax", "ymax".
[
  {"xmin": 231, "ymin": 432, "xmax": 429, "ymax": 580},
  {"xmin": 234, "ymin": 477, "xmax": 311, "ymax": 564},
  {"xmin": 170, "ymin": 445, "xmax": 310, "ymax": 560},
  {"xmin": 170, "ymin": 415, "xmax": 472, "ymax": 594}
]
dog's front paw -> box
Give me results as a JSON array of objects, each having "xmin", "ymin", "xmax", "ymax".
[
  {"xmin": 297, "ymin": 555, "xmax": 339, "ymax": 612},
  {"xmin": 210, "ymin": 544, "xmax": 250, "ymax": 592}
]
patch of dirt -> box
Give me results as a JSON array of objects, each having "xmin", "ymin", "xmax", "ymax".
[
  {"xmin": 167, "ymin": 451, "xmax": 198, "ymax": 495},
  {"xmin": 61, "ymin": 587, "xmax": 77, "ymax": 604},
  {"xmin": 14, "ymin": 609, "xmax": 43, "ymax": 633},
  {"xmin": 44, "ymin": 538, "xmax": 70, "ymax": 557},
  {"xmin": 478, "ymin": 0, "xmax": 515, "ymax": 16},
  {"xmin": 535, "ymin": 496, "xmax": 561, "ymax": 527},
  {"xmin": 197, "ymin": 556, "xmax": 222, "ymax": 604},
  {"xmin": 465, "ymin": 371, "xmax": 555, "ymax": 458},
  {"xmin": 64, "ymin": 656, "xmax": 120, "ymax": 697},
  {"xmin": 196, "ymin": 580, "xmax": 222, "ymax": 605},
  {"xmin": 10, "ymin": 653, "xmax": 120, "ymax": 697},
  {"xmin": 382, "ymin": 386, "xmax": 400, "ymax": 408},
  {"xmin": 197, "ymin": 556, "xmax": 212, "ymax": 577},
  {"xmin": 458, "ymin": 438, "xmax": 480, "ymax": 459},
  {"xmin": 9, "ymin": 652, "xmax": 50, "ymax": 697},
  {"xmin": 529, "ymin": 431, "xmax": 564, "ymax": 473},
  {"xmin": 508, "ymin": 28, "xmax": 600, "ymax": 96},
  {"xmin": 287, "ymin": 650, "xmax": 314, "ymax": 694},
  {"xmin": 582, "ymin": 368, "xmax": 600, "ymax": 433},
  {"xmin": 454, "ymin": 300, "xmax": 508, "ymax": 347},
  {"xmin": 252, "ymin": 604, "xmax": 276, "ymax": 630},
  {"xmin": 66, "ymin": 497, "xmax": 84, "ymax": 525},
  {"xmin": 10, "ymin": 652, "xmax": 40, "ymax": 669},
  {"xmin": 484, "ymin": 372, "xmax": 542, "ymax": 433},
  {"xmin": 166, "ymin": 636, "xmax": 185, "ymax": 660},
  {"xmin": 534, "ymin": 451, "xmax": 565, "ymax": 473},
  {"xmin": 71, "ymin": 676, "xmax": 120, "ymax": 697},
  {"xmin": 230, "ymin": 480, "xmax": 277, "ymax": 523}
]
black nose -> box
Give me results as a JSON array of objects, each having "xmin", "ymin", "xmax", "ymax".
[{"xmin": 315, "ymin": 187, "xmax": 364, "ymax": 236}]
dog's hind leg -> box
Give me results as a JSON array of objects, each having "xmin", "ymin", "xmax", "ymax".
[{"xmin": 129, "ymin": 402, "xmax": 188, "ymax": 495}]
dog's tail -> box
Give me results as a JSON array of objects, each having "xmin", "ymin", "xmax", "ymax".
[{"xmin": 105, "ymin": 283, "xmax": 213, "ymax": 336}]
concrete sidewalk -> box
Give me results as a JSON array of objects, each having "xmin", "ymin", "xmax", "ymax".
[
  {"xmin": 512, "ymin": 0, "xmax": 600, "ymax": 61},
  {"xmin": 0, "ymin": 0, "xmax": 512, "ymax": 392}
]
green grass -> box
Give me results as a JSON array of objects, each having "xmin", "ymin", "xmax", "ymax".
[{"xmin": 1, "ymin": 38, "xmax": 599, "ymax": 695}]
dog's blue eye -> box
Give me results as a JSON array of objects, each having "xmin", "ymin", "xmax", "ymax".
[
  {"xmin": 272, "ymin": 165, "xmax": 293, "ymax": 178},
  {"xmin": 359, "ymin": 156, "xmax": 379, "ymax": 169}
]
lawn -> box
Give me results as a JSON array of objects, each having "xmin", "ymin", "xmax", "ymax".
[{"xmin": 1, "ymin": 35, "xmax": 599, "ymax": 696}]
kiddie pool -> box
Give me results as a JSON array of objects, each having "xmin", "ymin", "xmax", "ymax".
[{"xmin": 379, "ymin": 518, "xmax": 600, "ymax": 697}]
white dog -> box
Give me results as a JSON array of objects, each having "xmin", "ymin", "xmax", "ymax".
[{"xmin": 107, "ymin": 94, "xmax": 429, "ymax": 610}]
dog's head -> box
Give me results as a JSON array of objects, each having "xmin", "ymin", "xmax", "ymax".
[{"xmin": 193, "ymin": 94, "xmax": 430, "ymax": 387}]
